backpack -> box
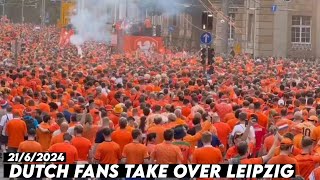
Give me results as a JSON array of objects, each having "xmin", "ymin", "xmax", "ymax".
[{"xmin": 23, "ymin": 116, "xmax": 36, "ymax": 131}]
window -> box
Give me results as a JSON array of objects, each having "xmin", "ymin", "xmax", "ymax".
[
  {"xmin": 228, "ymin": 13, "xmax": 235, "ymax": 40},
  {"xmin": 291, "ymin": 16, "xmax": 311, "ymax": 44},
  {"xmin": 247, "ymin": 14, "xmax": 254, "ymax": 42},
  {"xmin": 172, "ymin": 14, "xmax": 177, "ymax": 26}
]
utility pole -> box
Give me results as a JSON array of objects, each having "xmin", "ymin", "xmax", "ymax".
[
  {"xmin": 221, "ymin": 0, "xmax": 229, "ymax": 55},
  {"xmin": 41, "ymin": 0, "xmax": 46, "ymax": 25}
]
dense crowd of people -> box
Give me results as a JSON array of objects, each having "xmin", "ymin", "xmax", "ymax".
[{"xmin": 1, "ymin": 22, "xmax": 320, "ymax": 180}]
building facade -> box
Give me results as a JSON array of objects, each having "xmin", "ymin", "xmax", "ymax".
[{"xmin": 210, "ymin": 0, "xmax": 320, "ymax": 58}]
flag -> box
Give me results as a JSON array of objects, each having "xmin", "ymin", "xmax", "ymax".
[{"xmin": 59, "ymin": 28, "xmax": 74, "ymax": 47}]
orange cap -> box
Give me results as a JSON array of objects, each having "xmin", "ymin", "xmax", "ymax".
[
  {"xmin": 281, "ymin": 138, "xmax": 293, "ymax": 145},
  {"xmin": 308, "ymin": 115, "xmax": 319, "ymax": 122}
]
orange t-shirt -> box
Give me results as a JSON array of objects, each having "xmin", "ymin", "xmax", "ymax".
[
  {"xmin": 147, "ymin": 125, "xmax": 166, "ymax": 144},
  {"xmin": 310, "ymin": 167, "xmax": 320, "ymax": 180},
  {"xmin": 295, "ymin": 154, "xmax": 320, "ymax": 180},
  {"xmin": 122, "ymin": 142, "xmax": 149, "ymax": 164},
  {"xmin": 94, "ymin": 141, "xmax": 121, "ymax": 164},
  {"xmin": 201, "ymin": 121, "xmax": 217, "ymax": 135},
  {"xmin": 268, "ymin": 154, "xmax": 300, "ymax": 179},
  {"xmin": 111, "ymin": 129, "xmax": 133, "ymax": 153},
  {"xmin": 293, "ymin": 133, "xmax": 303, "ymax": 149},
  {"xmin": 18, "ymin": 140, "xmax": 43, "ymax": 152},
  {"xmin": 255, "ymin": 111, "xmax": 269, "ymax": 128},
  {"xmin": 71, "ymin": 136, "xmax": 92, "ymax": 161},
  {"xmin": 50, "ymin": 133, "xmax": 65, "ymax": 146},
  {"xmin": 226, "ymin": 118, "xmax": 240, "ymax": 130},
  {"xmin": 213, "ymin": 122, "xmax": 231, "ymax": 147},
  {"xmin": 38, "ymin": 103, "xmax": 50, "ymax": 113},
  {"xmin": 82, "ymin": 125, "xmax": 100, "ymax": 144},
  {"xmin": 263, "ymin": 135, "xmax": 276, "ymax": 152},
  {"xmin": 240, "ymin": 157, "xmax": 263, "ymax": 164},
  {"xmin": 6, "ymin": 119, "xmax": 27, "ymax": 148},
  {"xmin": 36, "ymin": 122, "xmax": 52, "ymax": 151},
  {"xmin": 192, "ymin": 146, "xmax": 223, "ymax": 164},
  {"xmin": 311, "ymin": 126, "xmax": 320, "ymax": 142},
  {"xmin": 48, "ymin": 142, "xmax": 78, "ymax": 164},
  {"xmin": 151, "ymin": 142, "xmax": 183, "ymax": 164}
]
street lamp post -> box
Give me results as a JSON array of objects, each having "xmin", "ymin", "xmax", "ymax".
[
  {"xmin": 21, "ymin": 0, "xmax": 24, "ymax": 23},
  {"xmin": 41, "ymin": 0, "xmax": 46, "ymax": 25},
  {"xmin": 2, "ymin": 0, "xmax": 5, "ymax": 16}
]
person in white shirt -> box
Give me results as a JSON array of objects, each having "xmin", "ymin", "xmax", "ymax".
[
  {"xmin": 231, "ymin": 112, "xmax": 256, "ymax": 145},
  {"xmin": 0, "ymin": 106, "xmax": 13, "ymax": 153}
]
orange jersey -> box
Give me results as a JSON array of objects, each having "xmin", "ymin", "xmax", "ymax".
[
  {"xmin": 151, "ymin": 142, "xmax": 183, "ymax": 164},
  {"xmin": 18, "ymin": 140, "xmax": 43, "ymax": 153},
  {"xmin": 268, "ymin": 155, "xmax": 300, "ymax": 179},
  {"xmin": 94, "ymin": 141, "xmax": 121, "ymax": 164},
  {"xmin": 192, "ymin": 146, "xmax": 223, "ymax": 164},
  {"xmin": 295, "ymin": 154, "xmax": 320, "ymax": 180},
  {"xmin": 297, "ymin": 122, "xmax": 315, "ymax": 137},
  {"xmin": 122, "ymin": 142, "xmax": 149, "ymax": 164},
  {"xmin": 48, "ymin": 142, "xmax": 78, "ymax": 164},
  {"xmin": 6, "ymin": 119, "xmax": 27, "ymax": 148},
  {"xmin": 111, "ymin": 129, "xmax": 133, "ymax": 153},
  {"xmin": 71, "ymin": 136, "xmax": 92, "ymax": 161}
]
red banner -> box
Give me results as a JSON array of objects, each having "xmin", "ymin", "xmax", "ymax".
[
  {"xmin": 123, "ymin": 36, "xmax": 164, "ymax": 53},
  {"xmin": 59, "ymin": 28, "xmax": 74, "ymax": 47}
]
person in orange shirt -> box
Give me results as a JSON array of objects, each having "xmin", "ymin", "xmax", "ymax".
[
  {"xmin": 146, "ymin": 133, "xmax": 156, "ymax": 155},
  {"xmin": 268, "ymin": 138, "xmax": 300, "ymax": 176},
  {"xmin": 227, "ymin": 109, "xmax": 241, "ymax": 130},
  {"xmin": 11, "ymin": 96, "xmax": 25, "ymax": 112},
  {"xmin": 18, "ymin": 128, "xmax": 42, "ymax": 153},
  {"xmin": 71, "ymin": 125, "xmax": 92, "ymax": 163},
  {"xmin": 274, "ymin": 132, "xmax": 302, "ymax": 156},
  {"xmin": 94, "ymin": 128, "xmax": 121, "ymax": 164},
  {"xmin": 38, "ymin": 96, "xmax": 50, "ymax": 113},
  {"xmin": 111, "ymin": 118, "xmax": 133, "ymax": 153},
  {"xmin": 295, "ymin": 137, "xmax": 320, "ymax": 180},
  {"xmin": 50, "ymin": 122, "xmax": 69, "ymax": 146},
  {"xmin": 6, "ymin": 111, "xmax": 27, "ymax": 152},
  {"xmin": 164, "ymin": 113, "xmax": 178, "ymax": 129},
  {"xmin": 254, "ymin": 102, "xmax": 269, "ymax": 128},
  {"xmin": 192, "ymin": 131, "xmax": 223, "ymax": 164},
  {"xmin": 108, "ymin": 104, "xmax": 122, "ymax": 126},
  {"xmin": 174, "ymin": 109, "xmax": 187, "ymax": 125},
  {"xmin": 172, "ymin": 125, "xmax": 193, "ymax": 164},
  {"xmin": 82, "ymin": 113, "xmax": 100, "ymax": 144},
  {"xmin": 147, "ymin": 116, "xmax": 166, "ymax": 144},
  {"xmin": 310, "ymin": 166, "xmax": 320, "ymax": 180},
  {"xmin": 48, "ymin": 133, "xmax": 78, "ymax": 164},
  {"xmin": 211, "ymin": 112, "xmax": 231, "ymax": 148},
  {"xmin": 150, "ymin": 129, "xmax": 183, "ymax": 164},
  {"xmin": 36, "ymin": 114, "xmax": 52, "ymax": 151},
  {"xmin": 122, "ymin": 129, "xmax": 149, "ymax": 164}
]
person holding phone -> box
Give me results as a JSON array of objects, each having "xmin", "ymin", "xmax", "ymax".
[{"xmin": 231, "ymin": 112, "xmax": 256, "ymax": 145}]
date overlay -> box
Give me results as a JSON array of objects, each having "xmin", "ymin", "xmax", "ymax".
[{"xmin": 3, "ymin": 153, "xmax": 66, "ymax": 163}]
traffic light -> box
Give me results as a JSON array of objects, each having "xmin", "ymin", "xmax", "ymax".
[
  {"xmin": 208, "ymin": 48, "xmax": 215, "ymax": 65},
  {"xmin": 21, "ymin": 42, "xmax": 26, "ymax": 52},
  {"xmin": 6, "ymin": 42, "xmax": 11, "ymax": 51},
  {"xmin": 202, "ymin": 11, "xmax": 213, "ymax": 30},
  {"xmin": 200, "ymin": 48, "xmax": 207, "ymax": 65}
]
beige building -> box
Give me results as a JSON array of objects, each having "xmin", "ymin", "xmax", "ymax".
[{"xmin": 211, "ymin": 0, "xmax": 320, "ymax": 58}]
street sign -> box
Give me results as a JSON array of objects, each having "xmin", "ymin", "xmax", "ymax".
[
  {"xmin": 200, "ymin": 32, "xmax": 213, "ymax": 45},
  {"xmin": 271, "ymin": 5, "xmax": 277, "ymax": 12}
]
